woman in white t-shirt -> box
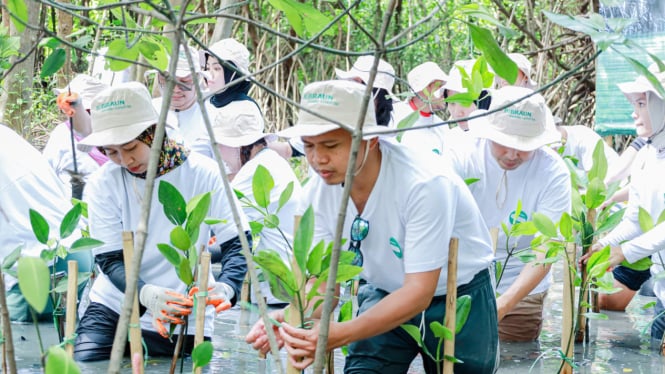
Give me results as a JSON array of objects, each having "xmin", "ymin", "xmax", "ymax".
[
  {"xmin": 73, "ymin": 82, "xmax": 250, "ymax": 362},
  {"xmin": 212, "ymin": 109, "xmax": 302, "ymax": 306}
]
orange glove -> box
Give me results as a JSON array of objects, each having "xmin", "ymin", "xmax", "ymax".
[
  {"xmin": 139, "ymin": 284, "xmax": 193, "ymax": 338},
  {"xmin": 189, "ymin": 282, "xmax": 233, "ymax": 314},
  {"xmin": 56, "ymin": 92, "xmax": 80, "ymax": 117}
]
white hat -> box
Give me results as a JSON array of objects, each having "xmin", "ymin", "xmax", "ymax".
[
  {"xmin": 618, "ymin": 65, "xmax": 665, "ymax": 99},
  {"xmin": 213, "ymin": 110, "xmax": 274, "ymax": 147},
  {"xmin": 334, "ymin": 56, "xmax": 395, "ymax": 92},
  {"xmin": 207, "ymin": 38, "xmax": 250, "ymax": 74},
  {"xmin": 173, "ymin": 45, "xmax": 202, "ymax": 78},
  {"xmin": 442, "ymin": 59, "xmax": 476, "ymax": 93},
  {"xmin": 507, "ymin": 53, "xmax": 537, "ymax": 88},
  {"xmin": 278, "ymin": 80, "xmax": 386, "ymax": 139},
  {"xmin": 467, "ymin": 86, "xmax": 559, "ymax": 151},
  {"xmin": 80, "ymin": 82, "xmax": 158, "ymax": 146},
  {"xmin": 407, "ymin": 61, "xmax": 448, "ymax": 93},
  {"xmin": 54, "ymin": 74, "xmax": 110, "ymax": 110}
]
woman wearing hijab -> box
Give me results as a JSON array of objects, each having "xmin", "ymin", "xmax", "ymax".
[{"xmin": 73, "ymin": 82, "xmax": 250, "ymax": 361}]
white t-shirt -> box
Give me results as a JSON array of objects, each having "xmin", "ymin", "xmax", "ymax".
[
  {"xmin": 232, "ymin": 148, "xmax": 302, "ymax": 304},
  {"xmin": 558, "ymin": 125, "xmax": 618, "ymax": 172},
  {"xmin": 298, "ymin": 140, "xmax": 493, "ymax": 296},
  {"xmin": 447, "ymin": 139, "xmax": 571, "ymax": 295},
  {"xmin": 597, "ymin": 146, "xmax": 665, "ymax": 302},
  {"xmin": 85, "ymin": 153, "xmax": 248, "ymax": 336},
  {"xmin": 42, "ymin": 121, "xmax": 103, "ymax": 194},
  {"xmin": 393, "ymin": 100, "xmax": 465, "ymax": 156},
  {"xmin": 153, "ymin": 98, "xmax": 213, "ymax": 158},
  {"xmin": 0, "ymin": 125, "xmax": 80, "ymax": 288}
]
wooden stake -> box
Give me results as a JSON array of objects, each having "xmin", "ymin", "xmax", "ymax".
[
  {"xmin": 561, "ymin": 243, "xmax": 575, "ymax": 374},
  {"xmin": 443, "ymin": 237, "xmax": 459, "ymax": 374},
  {"xmin": 286, "ymin": 215, "xmax": 304, "ymax": 374},
  {"xmin": 576, "ymin": 209, "xmax": 596, "ymax": 343},
  {"xmin": 122, "ymin": 231, "xmax": 144, "ymax": 374},
  {"xmin": 489, "ymin": 228, "xmax": 499, "ymax": 255},
  {"xmin": 194, "ymin": 252, "xmax": 211, "ymax": 374},
  {"xmin": 64, "ymin": 260, "xmax": 78, "ymax": 357}
]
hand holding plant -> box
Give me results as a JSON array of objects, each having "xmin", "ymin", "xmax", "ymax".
[
  {"xmin": 139, "ymin": 284, "xmax": 193, "ymax": 337},
  {"xmin": 188, "ymin": 282, "xmax": 232, "ymax": 313}
]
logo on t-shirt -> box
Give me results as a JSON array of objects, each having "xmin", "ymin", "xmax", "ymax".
[
  {"xmin": 508, "ymin": 210, "xmax": 528, "ymax": 224},
  {"xmin": 390, "ymin": 237, "xmax": 403, "ymax": 259}
]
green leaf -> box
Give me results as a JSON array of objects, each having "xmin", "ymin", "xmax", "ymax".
[
  {"xmin": 53, "ymin": 272, "xmax": 92, "ymax": 293},
  {"xmin": 638, "ymin": 207, "xmax": 654, "ymax": 232},
  {"xmin": 587, "ymin": 246, "xmax": 611, "ymax": 279},
  {"xmin": 265, "ymin": 269, "xmax": 295, "ymax": 302},
  {"xmin": 249, "ymin": 221, "xmax": 264, "ymax": 237},
  {"xmin": 621, "ymin": 256, "xmax": 652, "ymax": 272},
  {"xmin": 158, "ymin": 181, "xmax": 187, "ymax": 226},
  {"xmin": 7, "ymin": 0, "xmax": 28, "ymax": 33},
  {"xmin": 395, "ymin": 111, "xmax": 420, "ymax": 142},
  {"xmin": 337, "ymin": 299, "xmax": 353, "ymax": 322},
  {"xmin": 595, "ymin": 208, "xmax": 625, "ymax": 236},
  {"xmin": 69, "ymin": 237, "xmax": 104, "ymax": 252},
  {"xmin": 532, "ymin": 213, "xmax": 557, "ymax": 238},
  {"xmin": 192, "ymin": 341, "xmax": 213, "ymax": 368},
  {"xmin": 60, "ymin": 203, "xmax": 82, "ymax": 239},
  {"xmin": 558, "ymin": 212, "xmax": 573, "ymax": 241},
  {"xmin": 178, "ymin": 257, "xmax": 193, "ymax": 285},
  {"xmin": 204, "ymin": 218, "xmax": 226, "ymax": 225},
  {"xmin": 139, "ymin": 38, "xmax": 168, "ymax": 71},
  {"xmin": 455, "ymin": 295, "xmax": 472, "ymax": 334},
  {"xmin": 2, "ymin": 245, "xmax": 22, "ymax": 270},
  {"xmin": 267, "ymin": 0, "xmax": 336, "ymax": 38},
  {"xmin": 333, "ymin": 264, "xmax": 363, "ymax": 283},
  {"xmin": 400, "ymin": 324, "xmax": 424, "ymax": 347},
  {"xmin": 583, "ymin": 312, "xmax": 609, "ymax": 320},
  {"xmin": 614, "ymin": 51, "xmax": 665, "ymax": 99},
  {"xmin": 306, "ymin": 240, "xmax": 325, "ymax": 276},
  {"xmin": 29, "ymin": 209, "xmax": 50, "ymax": 245},
  {"xmin": 170, "ymin": 226, "xmax": 192, "ymax": 251},
  {"xmin": 464, "ymin": 178, "xmax": 480, "ymax": 186},
  {"xmin": 657, "ymin": 209, "xmax": 665, "ymax": 225},
  {"xmin": 17, "ymin": 257, "xmax": 50, "ymax": 313},
  {"xmin": 430, "ymin": 320, "xmax": 454, "ymax": 340},
  {"xmin": 253, "ymin": 165, "xmax": 274, "ymax": 209},
  {"xmin": 293, "ymin": 206, "xmax": 314, "ymax": 274},
  {"xmin": 41, "ymin": 48, "xmax": 67, "ymax": 78},
  {"xmin": 469, "ymin": 24, "xmax": 517, "ymax": 85},
  {"xmin": 585, "ymin": 177, "xmax": 606, "ymax": 210},
  {"xmin": 157, "ymin": 243, "xmax": 184, "ymax": 267},
  {"xmin": 186, "ymin": 192, "xmax": 212, "ymax": 240},
  {"xmin": 264, "ymin": 214, "xmax": 280, "ymax": 229},
  {"xmin": 587, "ymin": 140, "xmax": 608, "ymax": 182},
  {"xmin": 105, "ymin": 38, "xmax": 140, "ymax": 72},
  {"xmin": 45, "ymin": 346, "xmax": 81, "ymax": 374},
  {"xmin": 253, "ymin": 250, "xmax": 298, "ymax": 292},
  {"xmin": 277, "ymin": 182, "xmax": 295, "ymax": 213},
  {"xmin": 517, "ymin": 252, "xmax": 536, "ymax": 263},
  {"xmin": 510, "ymin": 221, "xmax": 538, "ymax": 237}
]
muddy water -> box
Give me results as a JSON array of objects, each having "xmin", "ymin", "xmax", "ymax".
[{"xmin": 10, "ymin": 264, "xmax": 665, "ymax": 373}]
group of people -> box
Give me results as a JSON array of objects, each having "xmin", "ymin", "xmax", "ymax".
[{"xmin": 2, "ymin": 38, "xmax": 664, "ymax": 373}]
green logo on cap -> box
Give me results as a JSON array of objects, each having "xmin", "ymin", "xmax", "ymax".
[
  {"xmin": 95, "ymin": 99, "xmax": 129, "ymax": 112},
  {"xmin": 504, "ymin": 108, "xmax": 534, "ymax": 122},
  {"xmin": 303, "ymin": 92, "xmax": 338, "ymax": 106}
]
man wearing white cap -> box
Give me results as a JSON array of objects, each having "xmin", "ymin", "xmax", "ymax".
[
  {"xmin": 246, "ymin": 80, "xmax": 498, "ymax": 373},
  {"xmin": 212, "ymin": 110, "xmax": 302, "ymax": 306},
  {"xmin": 582, "ymin": 67, "xmax": 665, "ymax": 343},
  {"xmin": 447, "ymin": 86, "xmax": 571, "ymax": 341},
  {"xmin": 394, "ymin": 61, "xmax": 461, "ymax": 155},
  {"xmin": 73, "ymin": 82, "xmax": 249, "ymax": 361},
  {"xmin": 44, "ymin": 74, "xmax": 110, "ymax": 198},
  {"xmin": 152, "ymin": 45, "xmax": 213, "ymax": 158}
]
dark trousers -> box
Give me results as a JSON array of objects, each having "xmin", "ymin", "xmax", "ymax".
[
  {"xmin": 344, "ymin": 269, "xmax": 498, "ymax": 374},
  {"xmin": 74, "ymin": 302, "xmax": 206, "ymax": 362}
]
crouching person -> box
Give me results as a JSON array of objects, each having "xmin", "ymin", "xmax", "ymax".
[
  {"xmin": 245, "ymin": 80, "xmax": 498, "ymax": 373},
  {"xmin": 73, "ymin": 82, "xmax": 249, "ymax": 361}
]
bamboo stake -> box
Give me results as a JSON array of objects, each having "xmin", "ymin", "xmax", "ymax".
[
  {"xmin": 193, "ymin": 252, "xmax": 211, "ymax": 374},
  {"xmin": 443, "ymin": 237, "xmax": 459, "ymax": 374},
  {"xmin": 490, "ymin": 228, "xmax": 499, "ymax": 255},
  {"xmin": 122, "ymin": 231, "xmax": 143, "ymax": 374},
  {"xmin": 286, "ymin": 215, "xmax": 304, "ymax": 374},
  {"xmin": 0, "ymin": 267, "xmax": 17, "ymax": 374},
  {"xmin": 561, "ymin": 243, "xmax": 575, "ymax": 374},
  {"xmin": 64, "ymin": 260, "xmax": 78, "ymax": 357}
]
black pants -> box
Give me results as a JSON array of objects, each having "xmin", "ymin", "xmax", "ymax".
[{"xmin": 74, "ymin": 302, "xmax": 207, "ymax": 362}]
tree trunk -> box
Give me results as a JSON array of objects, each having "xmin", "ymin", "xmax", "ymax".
[
  {"xmin": 56, "ymin": 0, "xmax": 73, "ymax": 87},
  {"xmin": 210, "ymin": 0, "xmax": 242, "ymax": 43},
  {"xmin": 0, "ymin": 0, "xmax": 41, "ymax": 137}
]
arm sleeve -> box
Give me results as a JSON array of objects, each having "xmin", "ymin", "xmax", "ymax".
[
  {"xmin": 597, "ymin": 183, "xmax": 643, "ymax": 248},
  {"xmin": 95, "ymin": 250, "xmax": 147, "ymax": 314},
  {"xmin": 215, "ymin": 231, "xmax": 251, "ymax": 306},
  {"xmin": 622, "ymin": 221, "xmax": 665, "ymax": 263}
]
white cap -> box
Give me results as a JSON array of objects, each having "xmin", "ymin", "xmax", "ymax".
[
  {"xmin": 442, "ymin": 59, "xmax": 476, "ymax": 93},
  {"xmin": 81, "ymin": 82, "xmax": 158, "ymax": 146},
  {"xmin": 467, "ymin": 86, "xmax": 559, "ymax": 151},
  {"xmin": 407, "ymin": 61, "xmax": 448, "ymax": 93},
  {"xmin": 507, "ymin": 53, "xmax": 537, "ymax": 88},
  {"xmin": 207, "ymin": 38, "xmax": 250, "ymax": 74},
  {"xmin": 334, "ymin": 56, "xmax": 395, "ymax": 93},
  {"xmin": 172, "ymin": 45, "xmax": 202, "ymax": 78}
]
